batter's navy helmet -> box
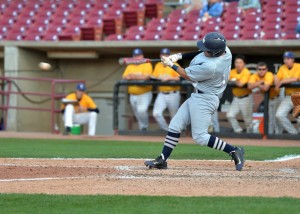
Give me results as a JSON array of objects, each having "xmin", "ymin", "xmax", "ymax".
[{"xmin": 197, "ymin": 32, "xmax": 226, "ymax": 56}]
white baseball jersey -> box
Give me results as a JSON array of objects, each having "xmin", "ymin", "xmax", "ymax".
[{"xmin": 169, "ymin": 47, "xmax": 232, "ymax": 145}]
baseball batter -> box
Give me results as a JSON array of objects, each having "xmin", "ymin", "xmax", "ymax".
[
  {"xmin": 152, "ymin": 48, "xmax": 181, "ymax": 131},
  {"xmin": 145, "ymin": 32, "xmax": 245, "ymax": 171},
  {"xmin": 61, "ymin": 83, "xmax": 99, "ymax": 136},
  {"xmin": 122, "ymin": 48, "xmax": 153, "ymax": 131}
]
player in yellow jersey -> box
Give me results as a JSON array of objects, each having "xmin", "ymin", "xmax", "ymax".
[
  {"xmin": 61, "ymin": 83, "xmax": 99, "ymax": 136},
  {"xmin": 226, "ymin": 55, "xmax": 253, "ymax": 133},
  {"xmin": 152, "ymin": 48, "xmax": 181, "ymax": 131},
  {"xmin": 275, "ymin": 52, "xmax": 300, "ymax": 134},
  {"xmin": 248, "ymin": 61, "xmax": 282, "ymax": 134},
  {"xmin": 122, "ymin": 48, "xmax": 153, "ymax": 131}
]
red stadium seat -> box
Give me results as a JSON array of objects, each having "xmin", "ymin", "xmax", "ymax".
[
  {"xmin": 161, "ymin": 31, "xmax": 181, "ymax": 40},
  {"xmin": 262, "ymin": 0, "xmax": 284, "ymax": 7},
  {"xmin": 260, "ymin": 30, "xmax": 281, "ymax": 40},
  {"xmin": 222, "ymin": 30, "xmax": 240, "ymax": 40},
  {"xmin": 284, "ymin": 0, "xmax": 300, "ymax": 7},
  {"xmin": 142, "ymin": 31, "xmax": 162, "ymax": 40},
  {"xmin": 164, "ymin": 23, "xmax": 183, "ymax": 33},
  {"xmin": 183, "ymin": 22, "xmax": 202, "ymax": 32},
  {"xmin": 240, "ymin": 29, "xmax": 261, "ymax": 40},
  {"xmin": 80, "ymin": 26, "xmax": 103, "ymax": 40},
  {"xmin": 123, "ymin": 2, "xmax": 145, "ymax": 28},
  {"xmin": 104, "ymin": 34, "xmax": 124, "ymax": 41},
  {"xmin": 185, "ymin": 9, "xmax": 201, "ymax": 23},
  {"xmin": 123, "ymin": 25, "xmax": 145, "ymax": 40},
  {"xmin": 222, "ymin": 23, "xmax": 241, "ymax": 31},
  {"xmin": 181, "ymin": 31, "xmax": 200, "ymax": 40},
  {"xmin": 262, "ymin": 22, "xmax": 281, "ymax": 31},
  {"xmin": 102, "ymin": 9, "xmax": 123, "ymax": 35},
  {"xmin": 144, "ymin": 0, "xmax": 164, "ymax": 19},
  {"xmin": 281, "ymin": 31, "xmax": 300, "ymax": 40}
]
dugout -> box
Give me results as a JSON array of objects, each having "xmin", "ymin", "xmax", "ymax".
[{"xmin": 0, "ymin": 40, "xmax": 299, "ymax": 137}]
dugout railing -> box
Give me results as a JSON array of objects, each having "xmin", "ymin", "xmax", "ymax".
[
  {"xmin": 0, "ymin": 76, "xmax": 84, "ymax": 133},
  {"xmin": 113, "ymin": 80, "xmax": 300, "ymax": 140}
]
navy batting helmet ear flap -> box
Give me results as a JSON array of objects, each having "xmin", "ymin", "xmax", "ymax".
[{"xmin": 197, "ymin": 32, "xmax": 226, "ymax": 56}]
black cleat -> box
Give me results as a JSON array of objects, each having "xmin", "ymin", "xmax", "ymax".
[
  {"xmin": 63, "ymin": 127, "xmax": 71, "ymax": 136},
  {"xmin": 144, "ymin": 155, "xmax": 168, "ymax": 169},
  {"xmin": 229, "ymin": 147, "xmax": 245, "ymax": 171}
]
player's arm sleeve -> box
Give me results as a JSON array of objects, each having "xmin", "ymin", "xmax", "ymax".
[
  {"xmin": 87, "ymin": 97, "xmax": 99, "ymax": 114},
  {"xmin": 265, "ymin": 72, "xmax": 274, "ymax": 85},
  {"xmin": 122, "ymin": 66, "xmax": 130, "ymax": 78},
  {"xmin": 144, "ymin": 63, "xmax": 153, "ymax": 75},
  {"xmin": 240, "ymin": 70, "xmax": 251, "ymax": 85},
  {"xmin": 248, "ymin": 74, "xmax": 256, "ymax": 84},
  {"xmin": 152, "ymin": 64, "xmax": 159, "ymax": 77},
  {"xmin": 182, "ymin": 51, "xmax": 203, "ymax": 60},
  {"xmin": 276, "ymin": 67, "xmax": 283, "ymax": 80},
  {"xmin": 185, "ymin": 62, "xmax": 213, "ymax": 82},
  {"xmin": 60, "ymin": 94, "xmax": 73, "ymax": 114}
]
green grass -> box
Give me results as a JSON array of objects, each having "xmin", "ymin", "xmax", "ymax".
[
  {"xmin": 0, "ymin": 138, "xmax": 299, "ymax": 160},
  {"xmin": 0, "ymin": 138, "xmax": 299, "ymax": 213},
  {"xmin": 0, "ymin": 194, "xmax": 299, "ymax": 214}
]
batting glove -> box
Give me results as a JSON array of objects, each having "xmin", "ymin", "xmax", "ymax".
[
  {"xmin": 168, "ymin": 53, "xmax": 182, "ymax": 62},
  {"xmin": 161, "ymin": 56, "xmax": 174, "ymax": 67}
]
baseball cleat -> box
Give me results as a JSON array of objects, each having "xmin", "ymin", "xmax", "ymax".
[
  {"xmin": 144, "ymin": 155, "xmax": 168, "ymax": 169},
  {"xmin": 229, "ymin": 147, "xmax": 245, "ymax": 171}
]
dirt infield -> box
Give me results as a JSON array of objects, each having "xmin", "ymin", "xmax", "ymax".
[{"xmin": 0, "ymin": 132, "xmax": 299, "ymax": 197}]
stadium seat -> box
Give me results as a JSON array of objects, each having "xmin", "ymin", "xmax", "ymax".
[
  {"xmin": 102, "ymin": 9, "xmax": 123, "ymax": 35},
  {"xmin": 183, "ymin": 22, "xmax": 201, "ymax": 32},
  {"xmin": 222, "ymin": 30, "xmax": 240, "ymax": 40},
  {"xmin": 123, "ymin": 1, "xmax": 145, "ymax": 28},
  {"xmin": 161, "ymin": 31, "xmax": 181, "ymax": 40},
  {"xmin": 222, "ymin": 23, "xmax": 241, "ymax": 31},
  {"xmin": 123, "ymin": 25, "xmax": 144, "ymax": 40},
  {"xmin": 185, "ymin": 9, "xmax": 201, "ymax": 23},
  {"xmin": 240, "ymin": 29, "xmax": 261, "ymax": 40},
  {"xmin": 281, "ymin": 31, "xmax": 300, "ymax": 40},
  {"xmin": 144, "ymin": 0, "xmax": 164, "ymax": 19},
  {"xmin": 262, "ymin": 22, "xmax": 281, "ymax": 31},
  {"xmin": 260, "ymin": 30, "xmax": 281, "ymax": 40},
  {"xmin": 145, "ymin": 18, "xmax": 166, "ymax": 32},
  {"xmin": 164, "ymin": 23, "xmax": 183, "ymax": 33},
  {"xmin": 142, "ymin": 31, "xmax": 162, "ymax": 40},
  {"xmin": 262, "ymin": 0, "xmax": 284, "ymax": 7},
  {"xmin": 80, "ymin": 26, "xmax": 103, "ymax": 40},
  {"xmin": 181, "ymin": 29, "xmax": 201, "ymax": 40},
  {"xmin": 104, "ymin": 33, "xmax": 124, "ymax": 41}
]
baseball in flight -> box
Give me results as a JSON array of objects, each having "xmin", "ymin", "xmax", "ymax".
[{"xmin": 38, "ymin": 62, "xmax": 51, "ymax": 70}]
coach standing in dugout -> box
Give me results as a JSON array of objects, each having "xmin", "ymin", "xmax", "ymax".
[
  {"xmin": 61, "ymin": 83, "xmax": 99, "ymax": 136},
  {"xmin": 275, "ymin": 51, "xmax": 300, "ymax": 135},
  {"xmin": 152, "ymin": 48, "xmax": 181, "ymax": 131},
  {"xmin": 122, "ymin": 48, "xmax": 153, "ymax": 131},
  {"xmin": 247, "ymin": 62, "xmax": 282, "ymax": 135},
  {"xmin": 226, "ymin": 55, "xmax": 252, "ymax": 133}
]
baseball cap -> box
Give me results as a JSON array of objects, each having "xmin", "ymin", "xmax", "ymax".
[
  {"xmin": 283, "ymin": 51, "xmax": 295, "ymax": 59},
  {"xmin": 160, "ymin": 48, "xmax": 171, "ymax": 55},
  {"xmin": 132, "ymin": 48, "xmax": 143, "ymax": 56},
  {"xmin": 76, "ymin": 83, "xmax": 86, "ymax": 91}
]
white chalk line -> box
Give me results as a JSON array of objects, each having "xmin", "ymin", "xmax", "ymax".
[{"xmin": 3, "ymin": 155, "xmax": 300, "ymax": 161}]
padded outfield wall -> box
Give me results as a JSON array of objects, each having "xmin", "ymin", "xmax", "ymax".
[{"xmin": 0, "ymin": 40, "xmax": 299, "ymax": 134}]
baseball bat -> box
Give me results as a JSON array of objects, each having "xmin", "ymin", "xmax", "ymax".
[{"xmin": 118, "ymin": 58, "xmax": 161, "ymax": 65}]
